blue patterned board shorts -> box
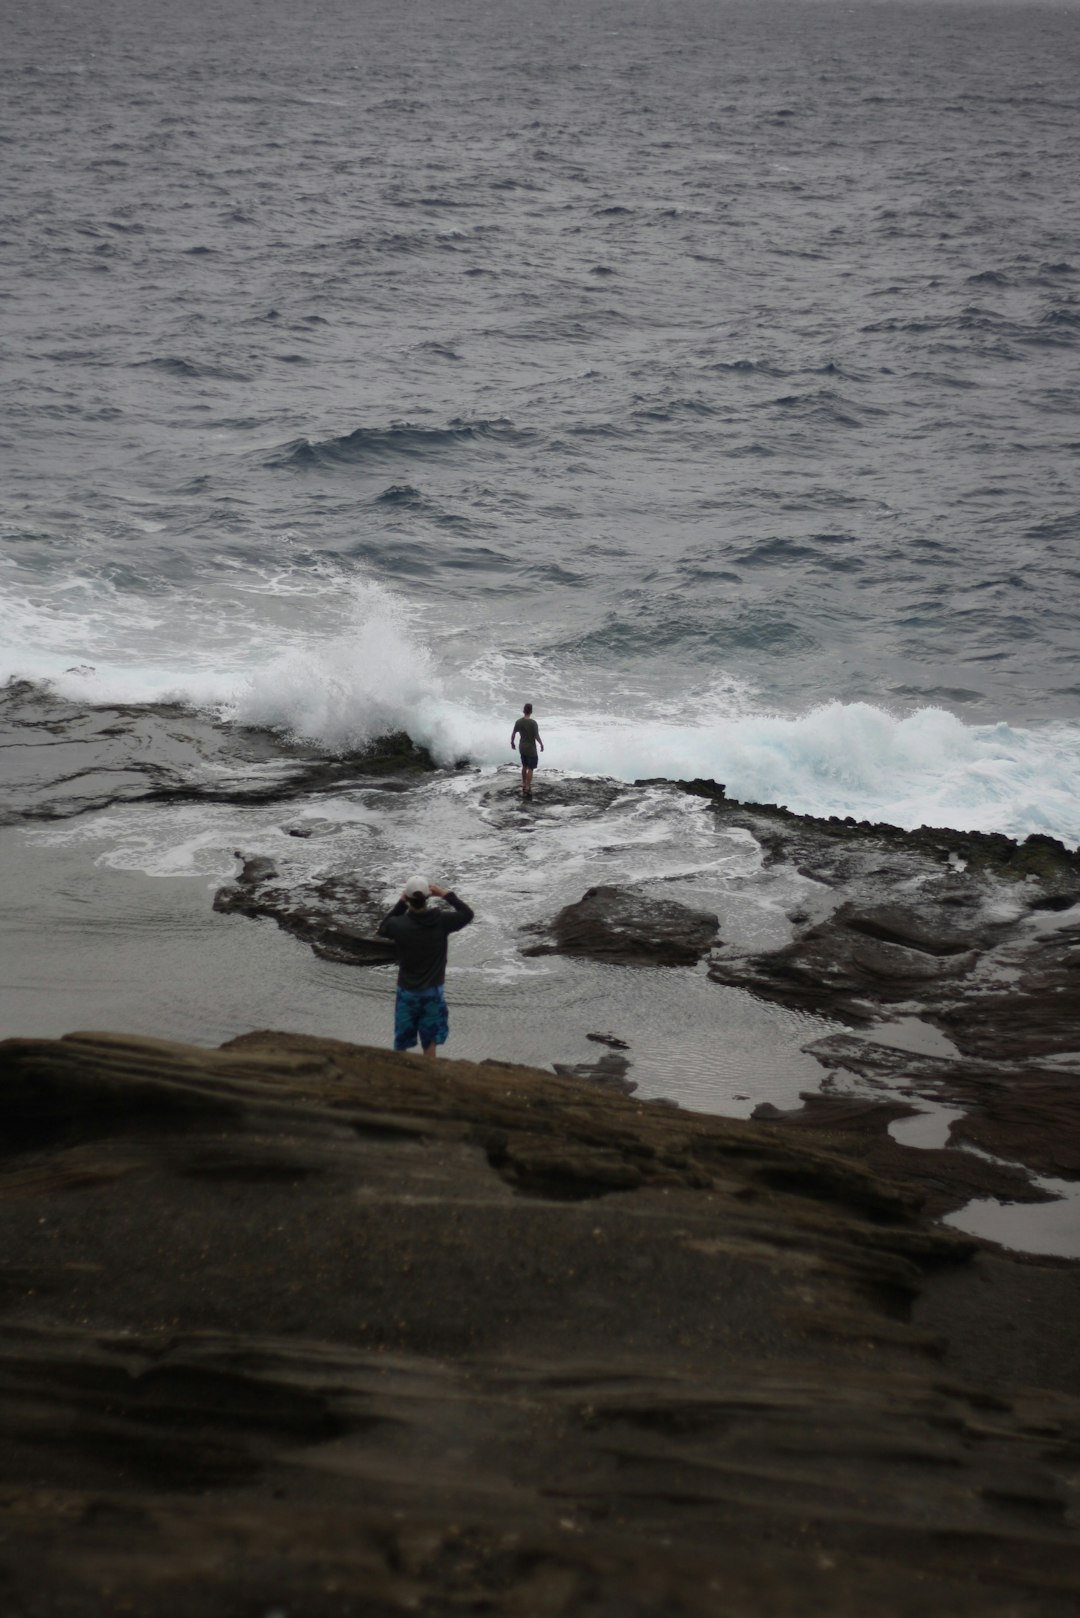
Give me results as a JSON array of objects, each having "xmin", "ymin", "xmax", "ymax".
[
  {"xmin": 519, "ymin": 751, "xmax": 539, "ymax": 769},
  {"xmin": 394, "ymin": 984, "xmax": 449, "ymax": 1051}
]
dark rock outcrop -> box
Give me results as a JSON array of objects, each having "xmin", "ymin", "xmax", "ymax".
[
  {"xmin": 2, "ymin": 1030, "xmax": 1080, "ymax": 1617},
  {"xmin": 707, "ymin": 895, "xmax": 1003, "ymax": 1024},
  {"xmin": 807, "ymin": 1033, "xmax": 1080, "ymax": 1184},
  {"xmin": 213, "ymin": 854, "xmax": 396, "ymax": 966},
  {"xmin": 750, "ymin": 1090, "xmax": 1055, "ymax": 1217},
  {"xmin": 642, "ymin": 774, "xmax": 1077, "ymax": 1045},
  {"xmin": 935, "ymin": 913, "xmax": 1080, "ymax": 1060},
  {"xmin": 552, "ymin": 1045, "xmax": 637, "ymax": 1094},
  {"xmin": 637, "ymin": 774, "xmax": 727, "ymax": 801},
  {"xmin": 682, "ymin": 786, "xmax": 1080, "ymax": 893},
  {"xmin": 522, "ymin": 884, "xmax": 719, "ymax": 967},
  {"xmin": 0, "ymin": 679, "xmax": 439, "ymax": 823},
  {"xmin": 683, "ymin": 787, "xmax": 1080, "ymax": 1193}
]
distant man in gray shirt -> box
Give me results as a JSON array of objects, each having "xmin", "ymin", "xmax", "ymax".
[{"xmin": 510, "ymin": 702, "xmax": 544, "ymax": 799}]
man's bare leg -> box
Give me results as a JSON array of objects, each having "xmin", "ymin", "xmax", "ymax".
[{"xmin": 422, "ymin": 1041, "xmax": 437, "ymax": 1059}]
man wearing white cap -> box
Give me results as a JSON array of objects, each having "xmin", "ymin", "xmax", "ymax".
[{"xmin": 377, "ymin": 877, "xmax": 474, "ymax": 1057}]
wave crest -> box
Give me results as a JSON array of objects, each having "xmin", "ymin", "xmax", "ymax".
[{"xmin": 264, "ymin": 417, "xmax": 532, "ymax": 471}]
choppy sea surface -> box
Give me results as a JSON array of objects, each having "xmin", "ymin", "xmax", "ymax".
[
  {"xmin": 2, "ymin": 0, "xmax": 1079, "ymax": 1223},
  {"xmin": 4, "ymin": 0, "xmax": 1080, "ymax": 820}
]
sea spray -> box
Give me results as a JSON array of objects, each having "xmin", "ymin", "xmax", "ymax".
[
  {"xmin": 3, "ymin": 571, "xmax": 1079, "ymax": 845},
  {"xmin": 225, "ymin": 583, "xmax": 439, "ymax": 751},
  {"xmin": 492, "ymin": 703, "xmax": 1080, "ymax": 845}
]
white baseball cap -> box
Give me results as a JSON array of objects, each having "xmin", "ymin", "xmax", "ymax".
[{"xmin": 403, "ymin": 874, "xmax": 430, "ymax": 900}]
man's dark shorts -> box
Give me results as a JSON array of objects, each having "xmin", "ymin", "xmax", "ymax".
[
  {"xmin": 519, "ymin": 751, "xmax": 539, "ymax": 770},
  {"xmin": 394, "ymin": 984, "xmax": 449, "ymax": 1051}
]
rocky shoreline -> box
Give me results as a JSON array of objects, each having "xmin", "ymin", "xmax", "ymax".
[
  {"xmin": 4, "ymin": 703, "xmax": 1080, "ymax": 1612},
  {"xmin": 4, "ymin": 678, "xmax": 1078, "ymax": 1222},
  {"xmin": 207, "ymin": 761, "xmax": 1080, "ymax": 1220},
  {"xmin": 3, "ymin": 1027, "xmax": 1080, "ymax": 1615}
]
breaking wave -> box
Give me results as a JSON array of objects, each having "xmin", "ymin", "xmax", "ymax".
[{"xmin": 4, "ymin": 572, "xmax": 1078, "ymax": 846}]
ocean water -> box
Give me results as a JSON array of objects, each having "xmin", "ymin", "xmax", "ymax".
[
  {"xmin": 4, "ymin": 0, "xmax": 1080, "ymax": 829},
  {"xmin": 2, "ymin": 1, "xmax": 1079, "ymax": 1154}
]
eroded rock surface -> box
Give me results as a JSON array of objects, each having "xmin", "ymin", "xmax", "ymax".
[
  {"xmin": 708, "ymin": 894, "xmax": 1004, "ymax": 1024},
  {"xmin": 2, "ymin": 1030, "xmax": 1080, "ymax": 1616},
  {"xmin": 807, "ymin": 1033, "xmax": 1080, "ymax": 1184},
  {"xmin": 651, "ymin": 788, "xmax": 1080, "ymax": 1192},
  {"xmin": 552, "ymin": 1045, "xmax": 637, "ymax": 1094},
  {"xmin": 673, "ymin": 781, "xmax": 1080, "ymax": 894},
  {"xmin": 522, "ymin": 884, "xmax": 719, "ymax": 967},
  {"xmin": 935, "ymin": 912, "xmax": 1080, "ymax": 1061},
  {"xmin": 213, "ymin": 851, "xmax": 396, "ymax": 965},
  {"xmin": 0, "ymin": 679, "xmax": 437, "ymax": 823},
  {"xmin": 750, "ymin": 1090, "xmax": 1054, "ymax": 1217}
]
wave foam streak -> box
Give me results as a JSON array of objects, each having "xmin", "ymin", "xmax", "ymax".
[
  {"xmin": 505, "ymin": 702, "xmax": 1080, "ymax": 846},
  {"xmin": 3, "ymin": 560, "xmax": 1077, "ymax": 843}
]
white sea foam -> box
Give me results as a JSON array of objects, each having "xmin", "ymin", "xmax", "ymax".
[
  {"xmin": 535, "ymin": 703, "xmax": 1080, "ymax": 847},
  {"xmin": 3, "ymin": 574, "xmax": 1079, "ymax": 845}
]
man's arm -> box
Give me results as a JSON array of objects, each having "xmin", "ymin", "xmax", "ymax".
[
  {"xmin": 376, "ymin": 898, "xmax": 408, "ymax": 939},
  {"xmin": 510, "ymin": 720, "xmax": 520, "ymax": 748},
  {"xmin": 536, "ymin": 728, "xmax": 544, "ymax": 752},
  {"xmin": 430, "ymin": 883, "xmax": 474, "ymax": 934}
]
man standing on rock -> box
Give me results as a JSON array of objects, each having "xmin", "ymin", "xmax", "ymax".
[
  {"xmin": 377, "ymin": 877, "xmax": 474, "ymax": 1058},
  {"xmin": 510, "ymin": 702, "xmax": 544, "ymax": 799}
]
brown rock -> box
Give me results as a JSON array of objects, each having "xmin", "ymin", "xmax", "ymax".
[
  {"xmin": 808, "ymin": 1033, "xmax": 1080, "ymax": 1184},
  {"xmin": 751, "ymin": 1090, "xmax": 1053, "ymax": 1217},
  {"xmin": 522, "ymin": 884, "xmax": 719, "ymax": 967},
  {"xmin": 708, "ymin": 898, "xmax": 996, "ymax": 1024},
  {"xmin": 213, "ymin": 857, "xmax": 396, "ymax": 966},
  {"xmin": 936, "ymin": 917, "xmax": 1080, "ymax": 1060},
  {"xmin": 2, "ymin": 1031, "xmax": 1080, "ymax": 1616}
]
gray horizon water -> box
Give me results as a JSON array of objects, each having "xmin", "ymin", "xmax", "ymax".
[{"xmin": 3, "ymin": 3, "xmax": 1079, "ymax": 744}]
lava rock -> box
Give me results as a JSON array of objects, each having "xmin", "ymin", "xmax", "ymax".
[
  {"xmin": 708, "ymin": 898, "xmax": 991, "ymax": 1023},
  {"xmin": 552, "ymin": 1048, "xmax": 637, "ymax": 1094},
  {"xmin": 2, "ymin": 1030, "xmax": 1080, "ymax": 1617},
  {"xmin": 808, "ymin": 1032, "xmax": 1080, "ymax": 1183},
  {"xmin": 214, "ymin": 858, "xmax": 395, "ymax": 966},
  {"xmin": 522, "ymin": 885, "xmax": 719, "ymax": 967}
]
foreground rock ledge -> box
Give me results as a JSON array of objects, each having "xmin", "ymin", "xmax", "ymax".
[{"xmin": 2, "ymin": 1032, "xmax": 1080, "ymax": 1618}]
